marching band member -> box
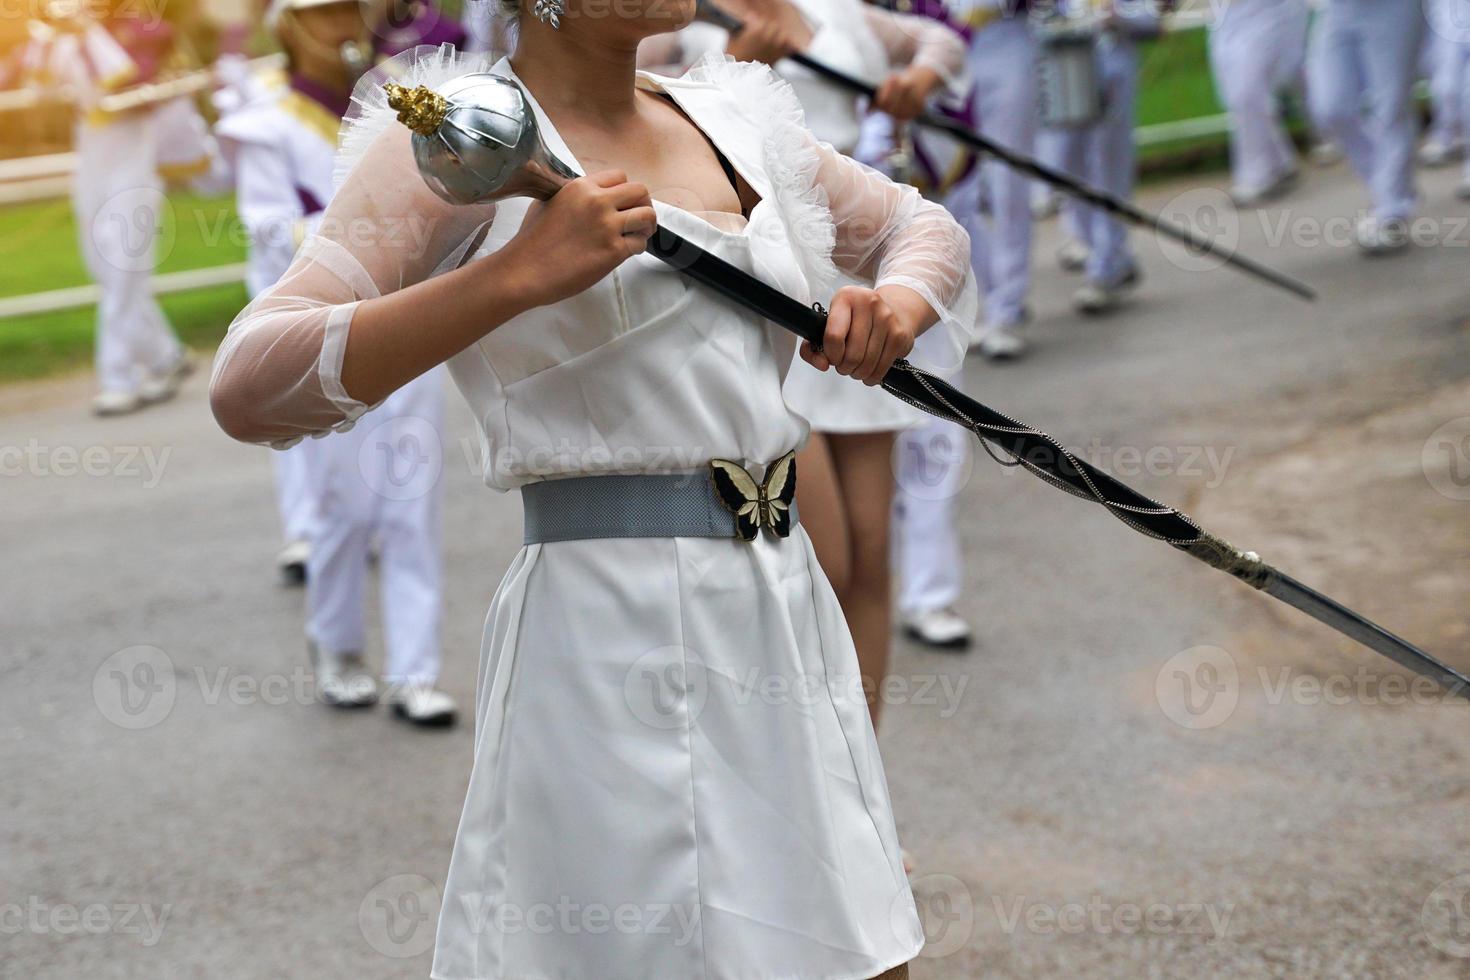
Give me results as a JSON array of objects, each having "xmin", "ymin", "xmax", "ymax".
[
  {"xmin": 1421, "ymin": 0, "xmax": 1468, "ymax": 167},
  {"xmin": 32, "ymin": 4, "xmax": 200, "ymax": 415},
  {"xmin": 1207, "ymin": 0, "xmax": 1310, "ymax": 206},
  {"xmin": 1042, "ymin": 0, "xmax": 1164, "ymax": 316},
  {"xmin": 949, "ymin": 0, "xmax": 1038, "ymax": 359},
  {"xmin": 210, "ymin": 0, "xmax": 977, "ymax": 961},
  {"xmin": 219, "ymin": 0, "xmax": 456, "ymax": 724},
  {"xmin": 1306, "ymin": 0, "xmax": 1426, "ymax": 254},
  {"xmin": 642, "ymin": 0, "xmax": 968, "ymax": 728}
]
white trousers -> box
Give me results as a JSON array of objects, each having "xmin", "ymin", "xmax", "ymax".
[
  {"xmin": 953, "ymin": 18, "xmax": 1037, "ymax": 327},
  {"xmin": 307, "ymin": 369, "xmax": 446, "ymax": 686},
  {"xmin": 1426, "ymin": 0, "xmax": 1470, "ymax": 150},
  {"xmin": 72, "ymin": 113, "xmax": 183, "ymax": 394},
  {"xmin": 1307, "ymin": 0, "xmax": 1427, "ymax": 221},
  {"xmin": 273, "ymin": 440, "xmax": 323, "ymax": 545},
  {"xmin": 891, "ymin": 412, "xmax": 971, "ymax": 615},
  {"xmin": 1042, "ymin": 37, "xmax": 1141, "ymax": 287},
  {"xmin": 1209, "ymin": 0, "xmax": 1311, "ymax": 192}
]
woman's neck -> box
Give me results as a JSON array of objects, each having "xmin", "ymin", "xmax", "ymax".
[{"xmin": 510, "ymin": 23, "xmax": 643, "ymax": 125}]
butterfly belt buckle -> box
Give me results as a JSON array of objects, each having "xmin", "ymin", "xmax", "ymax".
[{"xmin": 707, "ymin": 449, "xmax": 797, "ymax": 542}]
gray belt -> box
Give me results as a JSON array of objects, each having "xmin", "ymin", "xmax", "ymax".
[{"xmin": 521, "ymin": 457, "xmax": 799, "ymax": 545}]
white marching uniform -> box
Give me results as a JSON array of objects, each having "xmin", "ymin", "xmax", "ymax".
[
  {"xmin": 947, "ymin": 0, "xmax": 1038, "ymax": 329},
  {"xmin": 1043, "ymin": 6, "xmax": 1161, "ymax": 288},
  {"xmin": 1426, "ymin": 0, "xmax": 1470, "ymax": 160},
  {"xmin": 217, "ymin": 79, "xmax": 339, "ymax": 549},
  {"xmin": 211, "ymin": 48, "xmax": 976, "ymax": 978},
  {"xmin": 649, "ymin": 0, "xmax": 968, "ymax": 432},
  {"xmin": 217, "ymin": 77, "xmax": 449, "ymax": 684},
  {"xmin": 1307, "ymin": 0, "xmax": 1427, "ymax": 222},
  {"xmin": 1208, "ymin": 0, "xmax": 1311, "ymax": 194}
]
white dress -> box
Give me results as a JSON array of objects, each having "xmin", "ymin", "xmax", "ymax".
[
  {"xmin": 209, "ymin": 47, "xmax": 976, "ymax": 979},
  {"xmin": 649, "ymin": 2, "xmax": 972, "ymax": 433}
]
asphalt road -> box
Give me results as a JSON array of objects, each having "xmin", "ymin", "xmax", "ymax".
[{"xmin": 4, "ymin": 160, "xmax": 1470, "ymax": 978}]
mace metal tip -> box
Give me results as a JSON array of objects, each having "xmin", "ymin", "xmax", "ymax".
[{"xmin": 385, "ymin": 83, "xmax": 449, "ymax": 137}]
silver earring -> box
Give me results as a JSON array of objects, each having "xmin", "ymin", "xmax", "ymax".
[{"xmin": 532, "ymin": 0, "xmax": 563, "ymax": 28}]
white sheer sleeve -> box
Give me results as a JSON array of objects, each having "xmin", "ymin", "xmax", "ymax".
[
  {"xmin": 816, "ymin": 140, "xmax": 977, "ymax": 373},
  {"xmin": 861, "ymin": 6, "xmax": 968, "ymax": 98},
  {"xmin": 208, "ymin": 47, "xmax": 497, "ymax": 449}
]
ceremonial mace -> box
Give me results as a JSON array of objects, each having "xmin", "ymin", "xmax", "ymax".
[
  {"xmin": 384, "ymin": 75, "xmax": 1468, "ymax": 700},
  {"xmin": 693, "ymin": 0, "xmax": 1317, "ymax": 303}
]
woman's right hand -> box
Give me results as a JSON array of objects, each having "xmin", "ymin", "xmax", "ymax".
[{"xmin": 498, "ymin": 171, "xmax": 657, "ymax": 309}]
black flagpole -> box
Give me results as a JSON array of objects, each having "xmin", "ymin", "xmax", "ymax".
[
  {"xmin": 647, "ymin": 226, "xmax": 1468, "ymax": 699},
  {"xmin": 694, "ymin": 0, "xmax": 1318, "ymax": 303}
]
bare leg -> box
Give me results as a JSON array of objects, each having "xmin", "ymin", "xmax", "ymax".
[
  {"xmin": 795, "ymin": 432, "xmax": 852, "ymax": 597},
  {"xmin": 873, "ymin": 963, "xmax": 911, "ymax": 979},
  {"xmin": 797, "ymin": 430, "xmax": 899, "ymax": 727}
]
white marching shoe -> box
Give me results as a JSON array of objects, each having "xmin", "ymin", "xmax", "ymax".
[
  {"xmin": 1230, "ymin": 167, "xmax": 1299, "ymax": 208},
  {"xmin": 276, "ymin": 539, "xmax": 310, "ymax": 586},
  {"xmin": 91, "ymin": 389, "xmax": 144, "ymax": 416},
  {"xmin": 901, "ymin": 607, "xmax": 973, "ymax": 650},
  {"xmin": 310, "ymin": 643, "xmax": 380, "ymax": 708},
  {"xmin": 1074, "ymin": 265, "xmax": 1141, "ymax": 315},
  {"xmin": 972, "ymin": 322, "xmax": 1027, "ymax": 361},
  {"xmin": 1056, "ymin": 239, "xmax": 1090, "ymax": 273},
  {"xmin": 1355, "ymin": 215, "xmax": 1409, "ymax": 256},
  {"xmin": 389, "ymin": 685, "xmax": 459, "ymax": 728},
  {"xmin": 138, "ymin": 351, "xmax": 197, "ymax": 405},
  {"xmin": 1418, "ymin": 139, "xmax": 1462, "ymax": 168}
]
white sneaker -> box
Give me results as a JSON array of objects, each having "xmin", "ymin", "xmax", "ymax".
[
  {"xmin": 972, "ymin": 322, "xmax": 1027, "ymax": 361},
  {"xmin": 138, "ymin": 351, "xmax": 197, "ymax": 405},
  {"xmin": 1031, "ymin": 189, "xmax": 1061, "ymax": 219},
  {"xmin": 91, "ymin": 389, "xmax": 143, "ymax": 416},
  {"xmin": 1419, "ymin": 139, "xmax": 1462, "ymax": 168},
  {"xmin": 1056, "ymin": 239, "xmax": 1090, "ymax": 273},
  {"xmin": 1355, "ymin": 215, "xmax": 1410, "ymax": 256},
  {"xmin": 1308, "ymin": 141, "xmax": 1343, "ymax": 167},
  {"xmin": 389, "ymin": 685, "xmax": 458, "ymax": 728},
  {"xmin": 1230, "ymin": 167, "xmax": 1299, "ymax": 208},
  {"xmin": 277, "ymin": 539, "xmax": 310, "ymax": 586},
  {"xmin": 901, "ymin": 607, "xmax": 973, "ymax": 650},
  {"xmin": 310, "ymin": 644, "xmax": 379, "ymax": 708},
  {"xmin": 1073, "ymin": 266, "xmax": 1141, "ymax": 315}
]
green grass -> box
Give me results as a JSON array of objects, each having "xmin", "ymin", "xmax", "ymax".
[
  {"xmin": 0, "ymin": 26, "xmax": 1238, "ymax": 385},
  {"xmin": 0, "ymin": 192, "xmax": 249, "ymax": 382}
]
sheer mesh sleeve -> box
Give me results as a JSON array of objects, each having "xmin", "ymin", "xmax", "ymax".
[
  {"xmin": 817, "ymin": 139, "xmax": 977, "ymax": 373},
  {"xmin": 208, "ymin": 47, "xmax": 497, "ymax": 449}
]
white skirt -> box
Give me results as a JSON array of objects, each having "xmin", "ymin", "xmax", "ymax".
[
  {"xmin": 432, "ymin": 525, "xmax": 924, "ymax": 980},
  {"xmin": 783, "ymin": 353, "xmax": 926, "ymax": 434}
]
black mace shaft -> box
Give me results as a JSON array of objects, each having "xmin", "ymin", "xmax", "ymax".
[
  {"xmin": 695, "ymin": 0, "xmax": 1317, "ymax": 302},
  {"xmin": 647, "ymin": 226, "xmax": 1468, "ymax": 700}
]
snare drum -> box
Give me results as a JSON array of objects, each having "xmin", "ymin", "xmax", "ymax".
[{"xmin": 1035, "ymin": 15, "xmax": 1102, "ymax": 128}]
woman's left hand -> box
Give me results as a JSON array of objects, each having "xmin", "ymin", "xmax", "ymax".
[
  {"xmin": 870, "ymin": 65, "xmax": 944, "ymax": 122},
  {"xmin": 800, "ymin": 284, "xmax": 932, "ymax": 385}
]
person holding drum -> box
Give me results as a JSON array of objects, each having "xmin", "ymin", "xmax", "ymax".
[{"xmin": 1036, "ymin": 0, "xmax": 1165, "ymax": 315}]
